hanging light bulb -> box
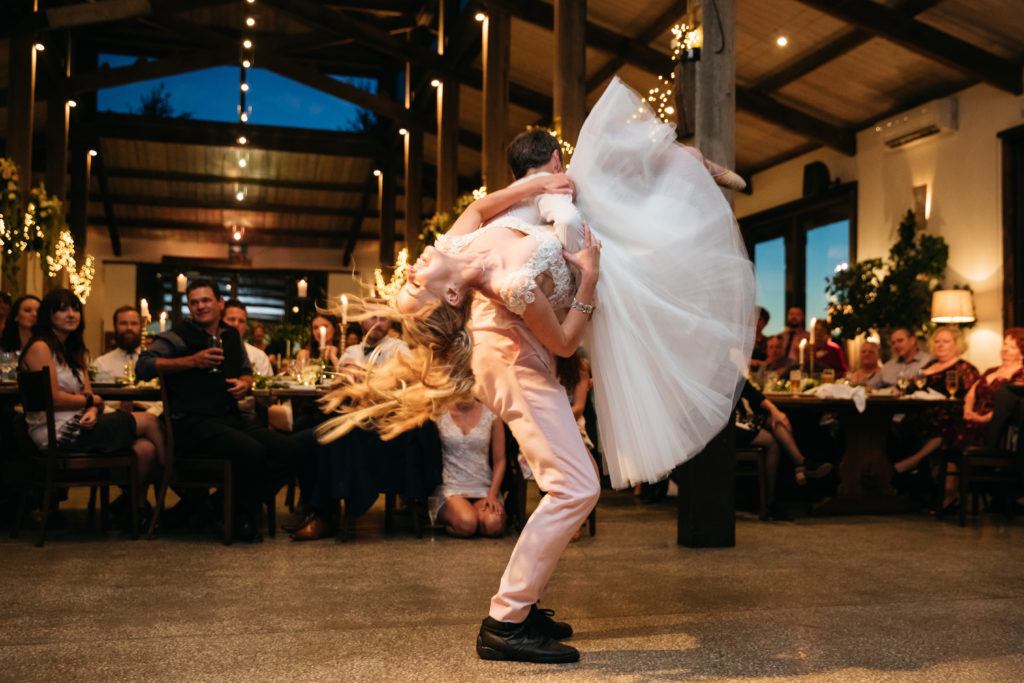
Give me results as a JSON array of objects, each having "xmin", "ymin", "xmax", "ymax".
[
  {"xmin": 246, "ymin": 17, "xmax": 255, "ymax": 27},
  {"xmin": 243, "ymin": 39, "xmax": 253, "ymax": 49},
  {"xmin": 238, "ymin": 158, "xmax": 247, "ymax": 168},
  {"xmin": 238, "ymin": 136, "xmax": 248, "ymax": 145},
  {"xmin": 67, "ymin": 99, "xmax": 77, "ymax": 108},
  {"xmin": 242, "ymin": 59, "xmax": 251, "ymax": 68},
  {"xmin": 241, "ymin": 83, "xmax": 249, "ymax": 92}
]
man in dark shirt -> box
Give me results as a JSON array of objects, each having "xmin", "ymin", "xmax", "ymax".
[{"xmin": 136, "ymin": 279, "xmax": 298, "ymax": 542}]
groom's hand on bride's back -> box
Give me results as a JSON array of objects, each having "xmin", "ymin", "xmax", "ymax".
[{"xmin": 536, "ymin": 173, "xmax": 575, "ymax": 200}]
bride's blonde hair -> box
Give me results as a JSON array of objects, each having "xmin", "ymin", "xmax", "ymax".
[{"xmin": 316, "ymin": 294, "xmax": 475, "ymax": 442}]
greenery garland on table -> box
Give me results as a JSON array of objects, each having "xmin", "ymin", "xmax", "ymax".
[{"xmin": 826, "ymin": 209, "xmax": 969, "ymax": 342}]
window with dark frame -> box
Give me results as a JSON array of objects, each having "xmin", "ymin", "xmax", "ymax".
[{"xmin": 739, "ymin": 183, "xmax": 857, "ymax": 336}]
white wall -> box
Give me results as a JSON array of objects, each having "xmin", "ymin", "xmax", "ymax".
[{"xmin": 737, "ymin": 83, "xmax": 1024, "ymax": 370}]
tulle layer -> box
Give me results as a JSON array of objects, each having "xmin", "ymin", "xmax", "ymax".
[{"xmin": 571, "ymin": 77, "xmax": 756, "ymax": 489}]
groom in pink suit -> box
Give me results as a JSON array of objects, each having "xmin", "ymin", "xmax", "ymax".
[{"xmin": 473, "ymin": 130, "xmax": 600, "ymax": 664}]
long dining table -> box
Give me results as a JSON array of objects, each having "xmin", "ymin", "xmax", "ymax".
[{"xmin": 766, "ymin": 391, "xmax": 963, "ymax": 513}]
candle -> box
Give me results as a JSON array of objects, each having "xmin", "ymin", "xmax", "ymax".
[
  {"xmin": 319, "ymin": 325, "xmax": 327, "ymax": 350},
  {"xmin": 809, "ymin": 317, "xmax": 816, "ymax": 346},
  {"xmin": 341, "ymin": 294, "xmax": 349, "ymax": 328},
  {"xmin": 159, "ymin": 311, "xmax": 167, "ymax": 332},
  {"xmin": 139, "ymin": 298, "xmax": 150, "ymax": 320},
  {"xmin": 799, "ymin": 338, "xmax": 807, "ymax": 368},
  {"xmin": 297, "ymin": 279, "xmax": 308, "ymax": 298},
  {"xmin": 176, "ymin": 273, "xmax": 187, "ymax": 293}
]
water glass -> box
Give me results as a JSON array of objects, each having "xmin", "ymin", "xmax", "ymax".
[
  {"xmin": 208, "ymin": 335, "xmax": 223, "ymax": 374},
  {"xmin": 0, "ymin": 351, "xmax": 16, "ymax": 381}
]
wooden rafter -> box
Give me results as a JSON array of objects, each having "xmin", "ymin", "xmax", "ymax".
[
  {"xmin": 586, "ymin": 0, "xmax": 688, "ymax": 93},
  {"xmin": 91, "ymin": 113, "xmax": 378, "ymax": 157},
  {"xmin": 86, "ymin": 216, "xmax": 379, "ymax": 246},
  {"xmin": 89, "ymin": 193, "xmax": 403, "ymax": 219},
  {"xmin": 102, "ymin": 168, "xmax": 372, "ymax": 194},
  {"xmin": 736, "ymin": 87, "xmax": 856, "ymax": 156},
  {"xmin": 70, "ymin": 48, "xmax": 234, "ymax": 94},
  {"xmin": 794, "ymin": 0, "xmax": 1022, "ymax": 94},
  {"xmin": 91, "ymin": 151, "xmax": 122, "ymax": 256}
]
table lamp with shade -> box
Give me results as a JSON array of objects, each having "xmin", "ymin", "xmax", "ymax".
[{"xmin": 931, "ymin": 289, "xmax": 975, "ymax": 323}]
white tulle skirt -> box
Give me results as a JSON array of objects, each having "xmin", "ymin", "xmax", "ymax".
[{"xmin": 571, "ymin": 77, "xmax": 756, "ymax": 489}]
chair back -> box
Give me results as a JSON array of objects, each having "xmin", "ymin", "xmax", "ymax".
[
  {"xmin": 17, "ymin": 368, "xmax": 58, "ymax": 454},
  {"xmin": 985, "ymin": 385, "xmax": 1024, "ymax": 455},
  {"xmin": 157, "ymin": 372, "xmax": 177, "ymax": 464}
]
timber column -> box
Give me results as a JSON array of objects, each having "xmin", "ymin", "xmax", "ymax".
[
  {"xmin": 553, "ymin": 0, "xmax": 586, "ymax": 146},
  {"xmin": 481, "ymin": 8, "xmax": 510, "ymax": 191}
]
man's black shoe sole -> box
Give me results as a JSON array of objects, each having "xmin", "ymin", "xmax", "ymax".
[{"xmin": 476, "ymin": 635, "xmax": 579, "ymax": 663}]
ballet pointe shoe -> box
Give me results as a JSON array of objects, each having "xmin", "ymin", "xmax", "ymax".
[{"xmin": 704, "ymin": 158, "xmax": 747, "ymax": 191}]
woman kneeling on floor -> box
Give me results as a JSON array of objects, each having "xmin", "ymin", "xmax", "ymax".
[{"xmin": 436, "ymin": 400, "xmax": 507, "ymax": 538}]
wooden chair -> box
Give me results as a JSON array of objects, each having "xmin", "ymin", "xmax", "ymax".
[
  {"xmin": 939, "ymin": 385, "xmax": 1023, "ymax": 526},
  {"xmin": 736, "ymin": 446, "xmax": 769, "ymax": 521},
  {"xmin": 11, "ymin": 368, "xmax": 140, "ymax": 546},
  {"xmin": 147, "ymin": 375, "xmax": 275, "ymax": 545}
]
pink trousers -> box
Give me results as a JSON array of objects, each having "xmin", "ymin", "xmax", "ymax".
[{"xmin": 470, "ymin": 301, "xmax": 601, "ymax": 623}]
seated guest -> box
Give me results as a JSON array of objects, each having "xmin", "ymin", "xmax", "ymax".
[
  {"xmin": 1, "ymin": 294, "xmax": 40, "ymax": 353},
  {"xmin": 735, "ymin": 380, "xmax": 832, "ymax": 519},
  {"xmin": 959, "ymin": 328, "xmax": 1024, "ymax": 447},
  {"xmin": 869, "ymin": 326, "xmax": 934, "ymax": 389},
  {"xmin": 809, "ymin": 318, "xmax": 847, "ymax": 378},
  {"xmin": 20, "ymin": 289, "xmax": 166, "ymax": 524},
  {"xmin": 749, "ymin": 307, "xmax": 770, "ymax": 370},
  {"xmin": 137, "ymin": 278, "xmax": 300, "ymax": 543},
  {"xmin": 778, "ymin": 306, "xmax": 810, "ymax": 363},
  {"xmin": 94, "ymin": 305, "xmax": 160, "ymax": 415},
  {"xmin": 847, "ymin": 341, "xmax": 882, "ymax": 385},
  {"xmin": 891, "ymin": 326, "xmax": 981, "ymax": 508},
  {"xmin": 344, "ymin": 325, "xmax": 360, "ymax": 350},
  {"xmin": 295, "ymin": 313, "xmax": 342, "ymax": 368},
  {"xmin": 435, "ymin": 400, "xmax": 506, "ymax": 538},
  {"xmin": 249, "ymin": 321, "xmax": 268, "ymax": 352},
  {"xmin": 222, "ymin": 299, "xmax": 273, "ymax": 376},
  {"xmin": 753, "ymin": 335, "xmax": 795, "ymax": 388},
  {"xmin": 338, "ymin": 310, "xmax": 407, "ymax": 365}
]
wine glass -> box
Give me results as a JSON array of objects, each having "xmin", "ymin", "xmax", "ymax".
[
  {"xmin": 913, "ymin": 370, "xmax": 928, "ymax": 392},
  {"xmin": 208, "ymin": 335, "xmax": 223, "ymax": 374},
  {"xmin": 896, "ymin": 371, "xmax": 910, "ymax": 395},
  {"xmin": 427, "ymin": 495, "xmax": 445, "ymax": 542},
  {"xmin": 0, "ymin": 351, "xmax": 15, "ymax": 381},
  {"xmin": 945, "ymin": 370, "xmax": 958, "ymax": 398}
]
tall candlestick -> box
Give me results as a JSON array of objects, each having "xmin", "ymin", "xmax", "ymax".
[
  {"xmin": 341, "ymin": 294, "xmax": 349, "ymax": 328},
  {"xmin": 319, "ymin": 325, "xmax": 327, "ymax": 350},
  {"xmin": 176, "ymin": 273, "xmax": 187, "ymax": 293},
  {"xmin": 139, "ymin": 298, "xmax": 150, "ymax": 320},
  {"xmin": 159, "ymin": 312, "xmax": 167, "ymax": 332},
  {"xmin": 297, "ymin": 279, "xmax": 308, "ymax": 298}
]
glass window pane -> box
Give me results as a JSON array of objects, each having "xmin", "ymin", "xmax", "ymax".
[
  {"xmin": 804, "ymin": 220, "xmax": 849, "ymax": 321},
  {"xmin": 754, "ymin": 237, "xmax": 786, "ymax": 337}
]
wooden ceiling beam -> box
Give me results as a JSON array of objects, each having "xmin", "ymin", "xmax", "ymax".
[
  {"xmin": 736, "ymin": 87, "xmax": 856, "ymax": 156},
  {"xmin": 91, "ymin": 112, "xmax": 379, "ymax": 157},
  {"xmin": 70, "ymin": 48, "xmax": 234, "ymax": 94},
  {"xmin": 102, "ymin": 168, "xmax": 372, "ymax": 193},
  {"xmin": 753, "ymin": 0, "xmax": 943, "ymax": 92},
  {"xmin": 344, "ymin": 164, "xmax": 382, "ymax": 265},
  {"xmin": 0, "ymin": 0, "xmax": 236, "ymax": 35},
  {"xmin": 586, "ymin": 0, "xmax": 688, "ymax": 93},
  {"xmin": 87, "ymin": 216, "xmax": 379, "ymax": 246},
  {"xmin": 794, "ymin": 0, "xmax": 1022, "ymax": 94},
  {"xmin": 91, "ymin": 193, "xmax": 404, "ymax": 218},
  {"xmin": 482, "ymin": 0, "xmax": 669, "ymax": 75}
]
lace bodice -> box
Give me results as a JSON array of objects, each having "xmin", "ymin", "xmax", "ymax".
[
  {"xmin": 437, "ymin": 407, "xmax": 497, "ymax": 498},
  {"xmin": 436, "ymin": 217, "xmax": 575, "ymax": 315}
]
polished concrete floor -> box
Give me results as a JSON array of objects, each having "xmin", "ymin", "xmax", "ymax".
[{"xmin": 1, "ymin": 488, "xmax": 1023, "ymax": 682}]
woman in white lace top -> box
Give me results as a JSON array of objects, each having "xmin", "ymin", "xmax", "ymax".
[{"xmin": 435, "ymin": 400, "xmax": 506, "ymax": 537}]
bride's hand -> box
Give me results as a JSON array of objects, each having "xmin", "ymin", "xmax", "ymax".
[
  {"xmin": 534, "ymin": 173, "xmax": 575, "ymax": 199},
  {"xmin": 563, "ymin": 222, "xmax": 601, "ymax": 278}
]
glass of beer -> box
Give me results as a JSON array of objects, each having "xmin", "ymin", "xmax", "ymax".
[{"xmin": 945, "ymin": 370, "xmax": 958, "ymax": 398}]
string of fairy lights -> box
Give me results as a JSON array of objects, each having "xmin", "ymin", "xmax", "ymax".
[
  {"xmin": 645, "ymin": 21, "xmax": 702, "ymax": 124},
  {"xmin": 231, "ymin": 0, "xmax": 256, "ymax": 243}
]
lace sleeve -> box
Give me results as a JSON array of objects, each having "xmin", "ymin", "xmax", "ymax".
[{"xmin": 499, "ymin": 273, "xmax": 538, "ymax": 316}]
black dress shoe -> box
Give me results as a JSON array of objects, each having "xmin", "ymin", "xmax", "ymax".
[
  {"xmin": 476, "ymin": 617, "xmax": 579, "ymax": 663},
  {"xmin": 528, "ymin": 604, "xmax": 573, "ymax": 640}
]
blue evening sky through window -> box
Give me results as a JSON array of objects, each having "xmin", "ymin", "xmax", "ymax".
[
  {"xmin": 754, "ymin": 219, "xmax": 849, "ymax": 335},
  {"xmin": 96, "ymin": 53, "xmax": 378, "ymax": 131}
]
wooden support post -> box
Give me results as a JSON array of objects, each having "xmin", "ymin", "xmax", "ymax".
[
  {"xmin": 5, "ymin": 34, "xmax": 37, "ymax": 293},
  {"xmin": 404, "ymin": 63, "xmax": 423, "ymax": 258},
  {"xmin": 45, "ymin": 35, "xmax": 70, "ymax": 204},
  {"xmin": 553, "ymin": 0, "xmax": 586, "ymax": 145},
  {"xmin": 482, "ymin": 8, "xmax": 510, "ymax": 191},
  {"xmin": 672, "ymin": 425, "xmax": 736, "ymax": 547},
  {"xmin": 673, "ymin": 0, "xmax": 738, "ymax": 547},
  {"xmin": 435, "ymin": 0, "xmax": 459, "ymax": 211},
  {"xmin": 378, "ymin": 161, "xmax": 397, "ymax": 266}
]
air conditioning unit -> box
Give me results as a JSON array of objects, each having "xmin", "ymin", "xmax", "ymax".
[{"xmin": 874, "ymin": 98, "xmax": 958, "ymax": 150}]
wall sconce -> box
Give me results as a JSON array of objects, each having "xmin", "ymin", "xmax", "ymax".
[
  {"xmin": 931, "ymin": 289, "xmax": 975, "ymax": 323},
  {"xmin": 912, "ymin": 184, "xmax": 929, "ymax": 230}
]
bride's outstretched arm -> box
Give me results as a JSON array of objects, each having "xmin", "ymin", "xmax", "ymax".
[{"xmin": 447, "ymin": 174, "xmax": 575, "ymax": 238}]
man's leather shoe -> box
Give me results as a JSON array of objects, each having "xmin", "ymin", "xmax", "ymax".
[
  {"xmin": 476, "ymin": 617, "xmax": 579, "ymax": 663},
  {"xmin": 527, "ymin": 604, "xmax": 573, "ymax": 640},
  {"xmin": 289, "ymin": 514, "xmax": 334, "ymax": 541}
]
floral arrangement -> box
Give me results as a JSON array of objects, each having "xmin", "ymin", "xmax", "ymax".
[
  {"xmin": 27, "ymin": 184, "xmax": 65, "ymax": 282},
  {"xmin": 0, "ymin": 157, "xmax": 28, "ymax": 286},
  {"xmin": 374, "ymin": 248, "xmax": 409, "ymax": 306}
]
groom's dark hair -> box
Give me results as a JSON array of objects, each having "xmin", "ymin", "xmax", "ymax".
[{"xmin": 507, "ymin": 129, "xmax": 562, "ymax": 179}]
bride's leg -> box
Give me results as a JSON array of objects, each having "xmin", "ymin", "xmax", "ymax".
[{"xmin": 681, "ymin": 143, "xmax": 747, "ymax": 191}]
